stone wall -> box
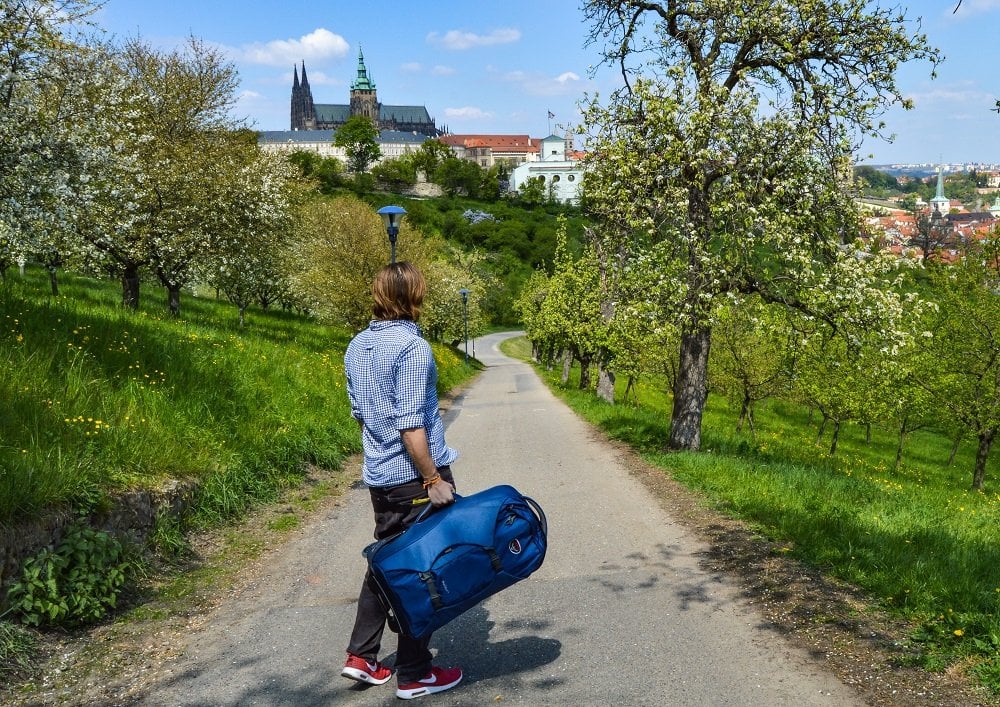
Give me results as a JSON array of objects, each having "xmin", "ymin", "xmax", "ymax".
[{"xmin": 0, "ymin": 479, "xmax": 197, "ymax": 589}]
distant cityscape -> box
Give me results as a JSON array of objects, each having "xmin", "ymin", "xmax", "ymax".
[{"xmin": 862, "ymin": 163, "xmax": 1000, "ymax": 179}]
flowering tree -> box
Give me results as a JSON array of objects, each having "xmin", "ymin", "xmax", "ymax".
[
  {"xmin": 0, "ymin": 1, "xmax": 126, "ymax": 286},
  {"xmin": 204, "ymin": 151, "xmax": 300, "ymax": 326},
  {"xmin": 580, "ymin": 0, "xmax": 938, "ymax": 450},
  {"xmin": 710, "ymin": 298, "xmax": 795, "ymax": 437},
  {"xmin": 919, "ymin": 239, "xmax": 1000, "ymax": 490},
  {"xmin": 288, "ymin": 194, "xmax": 443, "ymax": 331},
  {"xmin": 420, "ymin": 248, "xmax": 492, "ymax": 345}
]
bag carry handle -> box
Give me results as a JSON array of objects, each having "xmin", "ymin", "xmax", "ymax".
[
  {"xmin": 415, "ymin": 492, "xmax": 463, "ymax": 523},
  {"xmin": 523, "ymin": 495, "xmax": 548, "ymax": 538}
]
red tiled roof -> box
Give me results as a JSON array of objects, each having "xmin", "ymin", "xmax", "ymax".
[{"xmin": 439, "ymin": 134, "xmax": 539, "ymax": 149}]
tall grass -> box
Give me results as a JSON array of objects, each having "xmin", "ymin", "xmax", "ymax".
[
  {"xmin": 508, "ymin": 339, "xmax": 1000, "ymax": 689},
  {"xmin": 0, "ymin": 268, "xmax": 473, "ymax": 527}
]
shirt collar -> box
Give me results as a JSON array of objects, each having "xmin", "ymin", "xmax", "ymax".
[{"xmin": 369, "ymin": 319, "xmax": 421, "ymax": 335}]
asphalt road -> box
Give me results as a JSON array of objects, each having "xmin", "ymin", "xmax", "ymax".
[{"xmin": 139, "ymin": 331, "xmax": 861, "ymax": 706}]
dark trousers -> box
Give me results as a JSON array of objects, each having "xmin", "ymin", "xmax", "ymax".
[{"xmin": 347, "ymin": 468, "xmax": 454, "ymax": 683}]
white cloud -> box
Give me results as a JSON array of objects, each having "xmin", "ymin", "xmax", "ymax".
[
  {"xmin": 237, "ymin": 28, "xmax": 349, "ymax": 67},
  {"xmin": 444, "ymin": 106, "xmax": 494, "ymax": 120},
  {"xmin": 432, "ymin": 65, "xmax": 456, "ymax": 76},
  {"xmin": 906, "ymin": 87, "xmax": 994, "ymax": 106},
  {"xmin": 401, "ymin": 62, "xmax": 423, "ymax": 73},
  {"xmin": 503, "ymin": 69, "xmax": 584, "ymax": 96},
  {"xmin": 427, "ymin": 28, "xmax": 521, "ymax": 50}
]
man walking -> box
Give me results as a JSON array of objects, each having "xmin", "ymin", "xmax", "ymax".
[{"xmin": 340, "ymin": 261, "xmax": 464, "ymax": 700}]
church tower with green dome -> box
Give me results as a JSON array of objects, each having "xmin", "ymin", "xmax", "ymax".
[
  {"xmin": 349, "ymin": 48, "xmax": 379, "ymax": 124},
  {"xmin": 930, "ymin": 164, "xmax": 950, "ymax": 218}
]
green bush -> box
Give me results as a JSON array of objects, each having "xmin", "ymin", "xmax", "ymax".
[{"xmin": 7, "ymin": 524, "xmax": 131, "ymax": 627}]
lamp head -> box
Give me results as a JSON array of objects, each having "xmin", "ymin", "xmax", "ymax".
[{"xmin": 377, "ymin": 205, "xmax": 407, "ymax": 236}]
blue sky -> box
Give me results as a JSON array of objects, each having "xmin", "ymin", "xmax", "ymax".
[{"xmin": 94, "ymin": 0, "xmax": 998, "ymax": 166}]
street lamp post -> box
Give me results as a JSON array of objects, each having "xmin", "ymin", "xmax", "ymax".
[
  {"xmin": 377, "ymin": 205, "xmax": 407, "ymax": 264},
  {"xmin": 458, "ymin": 288, "xmax": 470, "ymax": 364}
]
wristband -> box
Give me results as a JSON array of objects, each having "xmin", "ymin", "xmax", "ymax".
[{"xmin": 422, "ymin": 473, "xmax": 442, "ymax": 488}]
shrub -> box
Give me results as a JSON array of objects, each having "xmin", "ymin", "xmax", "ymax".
[{"xmin": 7, "ymin": 524, "xmax": 131, "ymax": 627}]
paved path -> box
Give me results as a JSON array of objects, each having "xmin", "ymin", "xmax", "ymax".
[{"xmin": 140, "ymin": 332, "xmax": 861, "ymax": 706}]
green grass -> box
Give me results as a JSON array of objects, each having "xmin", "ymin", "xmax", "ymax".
[
  {"xmin": 504, "ymin": 337, "xmax": 1000, "ymax": 691},
  {"xmin": 0, "ymin": 267, "xmax": 476, "ymax": 528},
  {"xmin": 0, "ymin": 620, "xmax": 37, "ymax": 681}
]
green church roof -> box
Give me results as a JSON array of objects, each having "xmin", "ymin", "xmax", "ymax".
[{"xmin": 351, "ymin": 47, "xmax": 375, "ymax": 91}]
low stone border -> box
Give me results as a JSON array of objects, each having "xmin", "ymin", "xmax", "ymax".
[{"xmin": 0, "ymin": 479, "xmax": 198, "ymax": 590}]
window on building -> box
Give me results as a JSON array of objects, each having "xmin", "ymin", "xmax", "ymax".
[
  {"xmin": 552, "ymin": 175, "xmax": 561, "ymax": 183},
  {"xmin": 568, "ymin": 175, "xmax": 575, "ymax": 182}
]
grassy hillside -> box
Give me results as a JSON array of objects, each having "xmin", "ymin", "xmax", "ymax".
[
  {"xmin": 506, "ymin": 337, "xmax": 1000, "ymax": 693},
  {"xmin": 0, "ymin": 268, "xmax": 474, "ymax": 527}
]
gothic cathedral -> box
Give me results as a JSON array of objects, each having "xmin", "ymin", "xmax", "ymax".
[{"xmin": 290, "ymin": 48, "xmax": 443, "ymax": 137}]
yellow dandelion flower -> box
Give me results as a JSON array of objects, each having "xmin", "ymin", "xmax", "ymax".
[{"xmin": 954, "ymin": 629, "xmax": 964, "ymax": 637}]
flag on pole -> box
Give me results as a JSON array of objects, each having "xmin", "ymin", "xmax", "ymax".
[{"xmin": 547, "ymin": 111, "xmax": 555, "ymax": 119}]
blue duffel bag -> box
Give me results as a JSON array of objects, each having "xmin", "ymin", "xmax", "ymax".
[{"xmin": 363, "ymin": 484, "xmax": 547, "ymax": 639}]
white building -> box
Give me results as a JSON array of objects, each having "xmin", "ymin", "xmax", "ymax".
[
  {"xmin": 257, "ymin": 129, "xmax": 430, "ymax": 165},
  {"xmin": 508, "ymin": 134, "xmax": 585, "ymax": 204}
]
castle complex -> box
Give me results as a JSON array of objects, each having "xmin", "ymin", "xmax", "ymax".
[{"xmin": 290, "ymin": 48, "xmax": 444, "ymax": 137}]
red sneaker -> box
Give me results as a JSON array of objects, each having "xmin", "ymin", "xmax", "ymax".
[
  {"xmin": 341, "ymin": 653, "xmax": 393, "ymax": 685},
  {"xmin": 396, "ymin": 665, "xmax": 463, "ymax": 700}
]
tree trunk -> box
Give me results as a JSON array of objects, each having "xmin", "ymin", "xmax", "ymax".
[
  {"xmin": 865, "ymin": 423, "xmax": 872, "ymax": 444},
  {"xmin": 596, "ymin": 361, "xmax": 615, "ymax": 404},
  {"xmin": 894, "ymin": 419, "xmax": 906, "ymax": 473},
  {"xmin": 746, "ymin": 401, "xmax": 756, "ymax": 439},
  {"xmin": 948, "ymin": 434, "xmax": 961, "ymax": 466},
  {"xmin": 829, "ymin": 419, "xmax": 841, "ymax": 456},
  {"xmin": 623, "ymin": 376, "xmax": 636, "ymax": 405},
  {"xmin": 668, "ymin": 326, "xmax": 711, "ymax": 451},
  {"xmin": 561, "ymin": 349, "xmax": 573, "ymax": 385},
  {"xmin": 578, "ymin": 353, "xmax": 592, "ymax": 390},
  {"xmin": 167, "ymin": 284, "xmax": 181, "ymax": 317},
  {"xmin": 0, "ymin": 262, "xmax": 6, "ymax": 280},
  {"xmin": 239, "ymin": 303, "xmax": 247, "ymax": 327},
  {"xmin": 48, "ymin": 266, "xmax": 59, "ymax": 296},
  {"xmin": 816, "ymin": 415, "xmax": 828, "ymax": 444},
  {"xmin": 121, "ymin": 265, "xmax": 140, "ymax": 310},
  {"xmin": 972, "ymin": 429, "xmax": 994, "ymax": 491},
  {"xmin": 737, "ymin": 402, "xmax": 747, "ymax": 432},
  {"xmin": 544, "ymin": 342, "xmax": 556, "ymax": 370}
]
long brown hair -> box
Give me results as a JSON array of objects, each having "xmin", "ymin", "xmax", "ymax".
[{"xmin": 372, "ymin": 262, "xmax": 426, "ymax": 321}]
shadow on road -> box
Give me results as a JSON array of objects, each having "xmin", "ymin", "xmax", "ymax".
[{"xmin": 142, "ymin": 604, "xmax": 562, "ymax": 706}]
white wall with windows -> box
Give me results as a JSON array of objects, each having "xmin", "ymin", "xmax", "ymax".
[{"xmin": 508, "ymin": 134, "xmax": 584, "ymax": 203}]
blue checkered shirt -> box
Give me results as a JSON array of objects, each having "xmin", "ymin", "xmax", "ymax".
[{"xmin": 344, "ymin": 319, "xmax": 458, "ymax": 488}]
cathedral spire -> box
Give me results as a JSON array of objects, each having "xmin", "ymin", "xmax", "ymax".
[
  {"xmin": 352, "ymin": 46, "xmax": 375, "ymax": 91},
  {"xmin": 291, "ymin": 61, "xmax": 316, "ymax": 130},
  {"xmin": 930, "ymin": 163, "xmax": 950, "ymax": 217},
  {"xmin": 300, "ymin": 61, "xmax": 311, "ymax": 91}
]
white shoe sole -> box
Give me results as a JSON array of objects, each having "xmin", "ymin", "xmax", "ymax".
[
  {"xmin": 341, "ymin": 666, "xmax": 393, "ymax": 685},
  {"xmin": 395, "ymin": 672, "xmax": 462, "ymax": 699}
]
